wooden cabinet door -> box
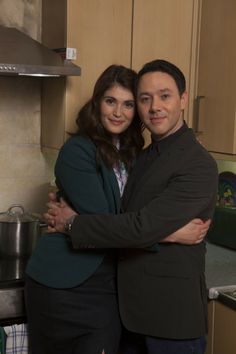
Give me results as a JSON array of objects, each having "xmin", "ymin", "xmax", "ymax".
[
  {"xmin": 42, "ymin": 0, "xmax": 201, "ymax": 149},
  {"xmin": 197, "ymin": 0, "xmax": 236, "ymax": 154},
  {"xmin": 205, "ymin": 301, "xmax": 214, "ymax": 354},
  {"xmin": 41, "ymin": 0, "xmax": 133, "ymax": 149},
  {"xmin": 132, "ymin": 0, "xmax": 201, "ymax": 125},
  {"xmin": 65, "ymin": 0, "xmax": 133, "ymax": 134},
  {"xmin": 214, "ymin": 301, "xmax": 236, "ymax": 354}
]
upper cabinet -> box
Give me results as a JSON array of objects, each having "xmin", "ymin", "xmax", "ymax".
[
  {"xmin": 197, "ymin": 0, "xmax": 236, "ymax": 154},
  {"xmin": 132, "ymin": 0, "xmax": 201, "ymax": 125},
  {"xmin": 41, "ymin": 0, "xmax": 133, "ymax": 150},
  {"xmin": 41, "ymin": 0, "xmax": 201, "ymax": 150}
]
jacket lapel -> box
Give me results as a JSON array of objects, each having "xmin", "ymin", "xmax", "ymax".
[
  {"xmin": 101, "ymin": 164, "xmax": 121, "ymax": 214},
  {"xmin": 122, "ymin": 129, "xmax": 193, "ymax": 210}
]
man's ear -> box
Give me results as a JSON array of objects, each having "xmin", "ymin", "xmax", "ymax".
[{"xmin": 180, "ymin": 91, "xmax": 188, "ymax": 110}]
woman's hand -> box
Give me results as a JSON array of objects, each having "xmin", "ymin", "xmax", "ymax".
[
  {"xmin": 44, "ymin": 192, "xmax": 78, "ymax": 233},
  {"xmin": 161, "ymin": 219, "xmax": 211, "ymax": 245}
]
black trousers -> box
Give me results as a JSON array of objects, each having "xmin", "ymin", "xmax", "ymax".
[
  {"xmin": 120, "ymin": 330, "xmax": 206, "ymax": 354},
  {"xmin": 25, "ymin": 255, "xmax": 121, "ymax": 354}
]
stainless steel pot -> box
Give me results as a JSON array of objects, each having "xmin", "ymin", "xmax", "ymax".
[
  {"xmin": 0, "ymin": 204, "xmax": 44, "ymax": 258},
  {"xmin": 0, "ymin": 257, "xmax": 28, "ymax": 280}
]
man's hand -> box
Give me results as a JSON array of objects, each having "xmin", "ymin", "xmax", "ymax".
[
  {"xmin": 44, "ymin": 192, "xmax": 78, "ymax": 233},
  {"xmin": 161, "ymin": 219, "xmax": 211, "ymax": 244}
]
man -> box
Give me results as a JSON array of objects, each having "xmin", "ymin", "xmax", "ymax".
[{"xmin": 46, "ymin": 59, "xmax": 218, "ymax": 354}]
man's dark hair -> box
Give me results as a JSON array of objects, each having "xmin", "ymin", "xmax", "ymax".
[{"xmin": 137, "ymin": 59, "xmax": 186, "ymax": 96}]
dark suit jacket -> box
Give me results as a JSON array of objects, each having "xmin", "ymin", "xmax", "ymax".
[
  {"xmin": 26, "ymin": 135, "xmax": 120, "ymax": 288},
  {"xmin": 69, "ymin": 127, "xmax": 218, "ymax": 339}
]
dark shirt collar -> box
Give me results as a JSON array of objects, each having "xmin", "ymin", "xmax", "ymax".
[{"xmin": 151, "ymin": 121, "xmax": 188, "ymax": 154}]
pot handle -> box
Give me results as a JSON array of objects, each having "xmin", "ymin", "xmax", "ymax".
[{"xmin": 7, "ymin": 204, "xmax": 25, "ymax": 215}]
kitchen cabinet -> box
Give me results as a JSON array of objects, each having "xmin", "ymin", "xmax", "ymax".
[
  {"xmin": 41, "ymin": 0, "xmax": 201, "ymax": 150},
  {"xmin": 206, "ymin": 301, "xmax": 236, "ymax": 354},
  {"xmin": 197, "ymin": 0, "xmax": 236, "ymax": 154},
  {"xmin": 214, "ymin": 301, "xmax": 236, "ymax": 354},
  {"xmin": 205, "ymin": 301, "xmax": 214, "ymax": 354},
  {"xmin": 205, "ymin": 243, "xmax": 236, "ymax": 354},
  {"xmin": 41, "ymin": 0, "xmax": 133, "ymax": 150},
  {"xmin": 132, "ymin": 0, "xmax": 201, "ymax": 128}
]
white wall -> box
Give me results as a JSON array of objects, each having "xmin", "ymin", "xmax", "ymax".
[{"xmin": 217, "ymin": 160, "xmax": 236, "ymax": 175}]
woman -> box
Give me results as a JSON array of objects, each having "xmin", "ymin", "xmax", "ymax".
[
  {"xmin": 25, "ymin": 64, "xmax": 209, "ymax": 354},
  {"xmin": 25, "ymin": 64, "xmax": 144, "ymax": 354}
]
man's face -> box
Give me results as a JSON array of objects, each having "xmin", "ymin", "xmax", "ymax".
[{"xmin": 137, "ymin": 71, "xmax": 188, "ymax": 139}]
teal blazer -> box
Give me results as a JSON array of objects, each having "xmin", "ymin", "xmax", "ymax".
[{"xmin": 26, "ymin": 135, "xmax": 121, "ymax": 288}]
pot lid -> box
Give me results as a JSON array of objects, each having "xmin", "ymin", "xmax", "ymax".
[{"xmin": 0, "ymin": 204, "xmax": 40, "ymax": 223}]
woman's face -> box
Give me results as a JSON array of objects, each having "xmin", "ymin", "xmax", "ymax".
[{"xmin": 100, "ymin": 84, "xmax": 135, "ymax": 141}]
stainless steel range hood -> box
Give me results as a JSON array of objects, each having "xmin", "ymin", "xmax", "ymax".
[{"xmin": 0, "ymin": 26, "xmax": 81, "ymax": 77}]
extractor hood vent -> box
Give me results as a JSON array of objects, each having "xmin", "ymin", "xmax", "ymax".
[{"xmin": 0, "ymin": 26, "xmax": 81, "ymax": 77}]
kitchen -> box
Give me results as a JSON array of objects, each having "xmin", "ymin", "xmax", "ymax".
[{"xmin": 0, "ymin": 0, "xmax": 236, "ymax": 353}]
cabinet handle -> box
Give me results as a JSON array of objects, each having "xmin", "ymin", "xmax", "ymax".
[{"xmin": 193, "ymin": 95, "xmax": 205, "ymax": 135}]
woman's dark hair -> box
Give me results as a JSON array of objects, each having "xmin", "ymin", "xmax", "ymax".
[
  {"xmin": 75, "ymin": 65, "xmax": 144, "ymax": 171},
  {"xmin": 136, "ymin": 59, "xmax": 186, "ymax": 96}
]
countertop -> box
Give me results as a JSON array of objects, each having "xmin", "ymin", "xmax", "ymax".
[
  {"xmin": 205, "ymin": 241, "xmax": 236, "ymax": 309},
  {"xmin": 205, "ymin": 241, "xmax": 236, "ymax": 289}
]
